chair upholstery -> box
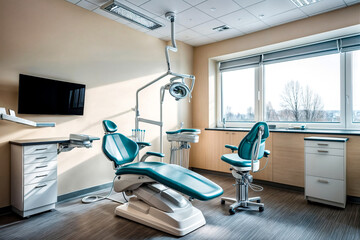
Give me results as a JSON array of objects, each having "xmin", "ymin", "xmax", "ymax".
[
  {"xmin": 116, "ymin": 162, "xmax": 223, "ymax": 201},
  {"xmin": 103, "ymin": 132, "xmax": 139, "ymax": 168}
]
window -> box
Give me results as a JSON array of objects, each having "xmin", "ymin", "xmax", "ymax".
[
  {"xmin": 221, "ymin": 68, "xmax": 255, "ymax": 122},
  {"xmin": 264, "ymin": 54, "xmax": 341, "ymax": 123},
  {"xmin": 218, "ymin": 34, "xmax": 360, "ymax": 129},
  {"xmin": 352, "ymin": 50, "xmax": 360, "ymax": 123}
]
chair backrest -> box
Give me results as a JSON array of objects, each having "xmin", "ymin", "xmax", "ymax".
[
  {"xmin": 238, "ymin": 122, "xmax": 269, "ymax": 160},
  {"xmin": 102, "ymin": 120, "xmax": 139, "ymax": 168}
]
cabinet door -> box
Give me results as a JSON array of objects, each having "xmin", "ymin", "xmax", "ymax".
[
  {"xmin": 272, "ymin": 133, "xmax": 305, "ymax": 187},
  {"xmin": 252, "ymin": 133, "xmax": 273, "ymax": 181},
  {"xmin": 189, "ymin": 128, "xmax": 207, "ymax": 169},
  {"xmin": 205, "ymin": 131, "xmax": 232, "ymax": 172}
]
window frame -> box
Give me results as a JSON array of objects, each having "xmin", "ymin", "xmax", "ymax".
[{"xmin": 217, "ymin": 51, "xmax": 357, "ymax": 129}]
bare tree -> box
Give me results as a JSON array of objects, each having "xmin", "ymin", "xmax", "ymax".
[
  {"xmin": 301, "ymin": 86, "xmax": 324, "ymax": 121},
  {"xmin": 281, "ymin": 80, "xmax": 301, "ymax": 121},
  {"xmin": 281, "ymin": 80, "xmax": 324, "ymax": 122}
]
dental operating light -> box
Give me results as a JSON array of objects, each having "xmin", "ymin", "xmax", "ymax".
[
  {"xmin": 134, "ymin": 11, "xmax": 196, "ymax": 156},
  {"xmin": 101, "ymin": 1, "xmax": 163, "ymax": 30}
]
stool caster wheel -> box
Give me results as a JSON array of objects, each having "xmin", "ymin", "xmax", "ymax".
[
  {"xmin": 221, "ymin": 199, "xmax": 225, "ymax": 205},
  {"xmin": 256, "ymin": 199, "xmax": 261, "ymax": 203},
  {"xmin": 229, "ymin": 208, "xmax": 235, "ymax": 215},
  {"xmin": 259, "ymin": 206, "xmax": 264, "ymax": 212}
]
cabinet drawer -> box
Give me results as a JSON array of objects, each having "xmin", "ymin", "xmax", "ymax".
[
  {"xmin": 24, "ymin": 144, "xmax": 57, "ymax": 155},
  {"xmin": 305, "ymin": 154, "xmax": 344, "ymax": 180},
  {"xmin": 305, "ymin": 141, "xmax": 343, "ymax": 149},
  {"xmin": 305, "ymin": 176, "xmax": 345, "ymax": 204},
  {"xmin": 24, "ymin": 170, "xmax": 57, "ymax": 185},
  {"xmin": 305, "ymin": 147, "xmax": 343, "ymax": 157},
  {"xmin": 24, "ymin": 152, "xmax": 57, "ymax": 165},
  {"xmin": 24, "ymin": 180, "xmax": 57, "ymax": 211},
  {"xmin": 24, "ymin": 161, "xmax": 57, "ymax": 174}
]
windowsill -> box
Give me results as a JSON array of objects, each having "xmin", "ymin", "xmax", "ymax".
[{"xmin": 205, "ymin": 127, "xmax": 360, "ymax": 136}]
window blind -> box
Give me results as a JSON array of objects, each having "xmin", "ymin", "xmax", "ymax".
[{"xmin": 219, "ymin": 34, "xmax": 360, "ymax": 71}]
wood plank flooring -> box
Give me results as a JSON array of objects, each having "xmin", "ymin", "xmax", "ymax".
[{"xmin": 0, "ymin": 172, "xmax": 359, "ymax": 240}]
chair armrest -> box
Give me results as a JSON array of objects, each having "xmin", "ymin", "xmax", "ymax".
[
  {"xmin": 264, "ymin": 150, "xmax": 270, "ymax": 157},
  {"xmin": 136, "ymin": 142, "xmax": 151, "ymax": 150},
  {"xmin": 225, "ymin": 144, "xmax": 238, "ymax": 153},
  {"xmin": 140, "ymin": 151, "xmax": 165, "ymax": 162}
]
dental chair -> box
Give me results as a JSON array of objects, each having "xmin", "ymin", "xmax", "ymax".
[
  {"xmin": 102, "ymin": 120, "xmax": 223, "ymax": 236},
  {"xmin": 220, "ymin": 122, "xmax": 270, "ymax": 215}
]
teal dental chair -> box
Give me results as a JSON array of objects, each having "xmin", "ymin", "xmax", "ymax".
[
  {"xmin": 220, "ymin": 122, "xmax": 270, "ymax": 215},
  {"xmin": 102, "ymin": 120, "xmax": 223, "ymax": 236}
]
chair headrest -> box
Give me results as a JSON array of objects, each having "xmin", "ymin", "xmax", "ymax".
[{"xmin": 103, "ymin": 120, "xmax": 118, "ymax": 133}]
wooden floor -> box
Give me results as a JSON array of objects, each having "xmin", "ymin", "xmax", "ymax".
[{"xmin": 0, "ymin": 172, "xmax": 359, "ymax": 240}]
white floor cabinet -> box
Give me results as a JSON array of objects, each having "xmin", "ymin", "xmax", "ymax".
[{"xmin": 304, "ymin": 136, "xmax": 348, "ymax": 208}]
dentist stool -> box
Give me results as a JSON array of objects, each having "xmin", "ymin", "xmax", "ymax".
[{"xmin": 220, "ymin": 122, "xmax": 270, "ymax": 215}]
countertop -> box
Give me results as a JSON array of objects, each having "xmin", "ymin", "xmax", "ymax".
[{"xmin": 205, "ymin": 127, "xmax": 360, "ymax": 136}]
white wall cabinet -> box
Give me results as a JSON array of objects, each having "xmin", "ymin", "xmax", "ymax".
[
  {"xmin": 304, "ymin": 137, "xmax": 348, "ymax": 208},
  {"xmin": 11, "ymin": 143, "xmax": 58, "ymax": 217}
]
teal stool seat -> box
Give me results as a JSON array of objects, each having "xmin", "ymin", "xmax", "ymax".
[
  {"xmin": 116, "ymin": 162, "xmax": 223, "ymax": 201},
  {"xmin": 221, "ymin": 154, "xmax": 259, "ymax": 168}
]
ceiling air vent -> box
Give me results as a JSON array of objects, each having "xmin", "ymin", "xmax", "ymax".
[{"xmin": 212, "ymin": 25, "xmax": 230, "ymax": 32}]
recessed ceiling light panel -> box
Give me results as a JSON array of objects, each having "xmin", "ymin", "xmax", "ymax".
[
  {"xmin": 290, "ymin": 0, "xmax": 322, "ymax": 7},
  {"xmin": 101, "ymin": 0, "xmax": 163, "ymax": 30}
]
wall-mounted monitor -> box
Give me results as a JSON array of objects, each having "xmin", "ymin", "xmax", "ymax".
[{"xmin": 18, "ymin": 74, "xmax": 86, "ymax": 115}]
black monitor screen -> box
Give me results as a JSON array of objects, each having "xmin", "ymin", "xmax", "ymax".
[{"xmin": 18, "ymin": 74, "xmax": 86, "ymax": 115}]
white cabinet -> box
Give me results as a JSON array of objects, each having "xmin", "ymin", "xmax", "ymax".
[
  {"xmin": 11, "ymin": 143, "xmax": 58, "ymax": 217},
  {"xmin": 304, "ymin": 137, "xmax": 348, "ymax": 208}
]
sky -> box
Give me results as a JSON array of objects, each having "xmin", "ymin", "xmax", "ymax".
[{"xmin": 222, "ymin": 53, "xmax": 344, "ymax": 115}]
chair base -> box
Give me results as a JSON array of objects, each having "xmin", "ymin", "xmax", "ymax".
[
  {"xmin": 221, "ymin": 196, "xmax": 264, "ymax": 215},
  {"xmin": 115, "ymin": 197, "xmax": 206, "ymax": 236}
]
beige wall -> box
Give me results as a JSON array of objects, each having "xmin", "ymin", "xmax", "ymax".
[
  {"xmin": 0, "ymin": 0, "xmax": 193, "ymax": 208},
  {"xmin": 192, "ymin": 4, "xmax": 360, "ymax": 128}
]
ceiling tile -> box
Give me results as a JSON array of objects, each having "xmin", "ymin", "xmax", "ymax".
[
  {"xmin": 262, "ymin": 8, "xmax": 307, "ymax": 27},
  {"xmin": 235, "ymin": 21, "xmax": 269, "ymax": 34},
  {"xmin": 150, "ymin": 17, "xmax": 186, "ymax": 36},
  {"xmin": 86, "ymin": 0, "xmax": 108, "ymax": 6},
  {"xmin": 246, "ymin": 0, "xmax": 297, "ymax": 19},
  {"xmin": 115, "ymin": 0, "xmax": 159, "ymax": 19},
  {"xmin": 191, "ymin": 19, "xmax": 227, "ymax": 36},
  {"xmin": 66, "ymin": 0, "xmax": 81, "ymax": 4},
  {"xmin": 183, "ymin": 0, "xmax": 207, "ymax": 6},
  {"xmin": 300, "ymin": 0, "xmax": 346, "ymax": 16},
  {"xmin": 218, "ymin": 9, "xmax": 259, "ymax": 28},
  {"xmin": 93, "ymin": 7, "xmax": 119, "ymax": 20},
  {"xmin": 176, "ymin": 29, "xmax": 204, "ymax": 41},
  {"xmin": 125, "ymin": 0, "xmax": 150, "ymax": 6},
  {"xmin": 233, "ymin": 0, "xmax": 265, "ymax": 8},
  {"xmin": 140, "ymin": 0, "xmax": 192, "ymax": 17},
  {"xmin": 77, "ymin": 0, "xmax": 98, "ymax": 11},
  {"xmin": 195, "ymin": 0, "xmax": 241, "ymax": 18},
  {"xmin": 176, "ymin": 7, "xmax": 213, "ymax": 28},
  {"xmin": 207, "ymin": 28, "xmax": 244, "ymax": 41}
]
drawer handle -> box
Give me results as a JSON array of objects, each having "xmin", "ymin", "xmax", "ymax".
[
  {"xmin": 35, "ymin": 156, "xmax": 47, "ymax": 160},
  {"xmin": 318, "ymin": 179, "xmax": 329, "ymax": 184},
  {"xmin": 35, "ymin": 174, "xmax": 48, "ymax": 178},
  {"xmin": 35, "ymin": 148, "xmax": 48, "ymax": 151},
  {"xmin": 35, "ymin": 184, "xmax": 47, "ymax": 189},
  {"xmin": 317, "ymin": 143, "xmax": 328, "ymax": 146},
  {"xmin": 35, "ymin": 165, "xmax": 48, "ymax": 169},
  {"xmin": 317, "ymin": 150, "xmax": 329, "ymax": 153}
]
